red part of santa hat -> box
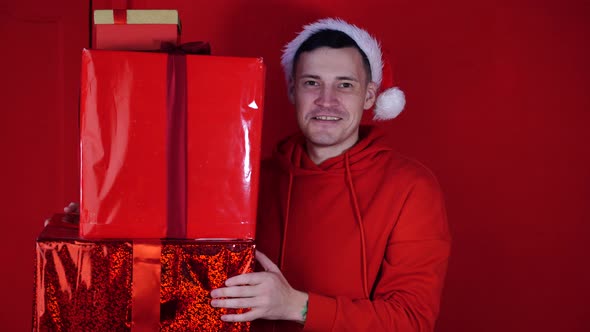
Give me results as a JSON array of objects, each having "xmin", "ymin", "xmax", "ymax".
[{"xmin": 281, "ymin": 18, "xmax": 405, "ymax": 120}]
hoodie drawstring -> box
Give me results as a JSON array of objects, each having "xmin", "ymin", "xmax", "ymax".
[
  {"xmin": 345, "ymin": 152, "xmax": 370, "ymax": 299},
  {"xmin": 278, "ymin": 154, "xmax": 370, "ymax": 299},
  {"xmin": 273, "ymin": 172, "xmax": 293, "ymax": 332},
  {"xmin": 279, "ymin": 172, "xmax": 294, "ymax": 270}
]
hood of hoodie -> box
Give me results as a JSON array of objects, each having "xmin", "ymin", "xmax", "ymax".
[{"xmin": 273, "ymin": 125, "xmax": 392, "ymax": 176}]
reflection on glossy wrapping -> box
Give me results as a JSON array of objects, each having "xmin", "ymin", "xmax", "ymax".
[
  {"xmin": 80, "ymin": 49, "xmax": 265, "ymax": 239},
  {"xmin": 186, "ymin": 57, "xmax": 265, "ymax": 240}
]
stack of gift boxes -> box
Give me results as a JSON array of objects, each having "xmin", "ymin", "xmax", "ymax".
[{"xmin": 33, "ymin": 9, "xmax": 265, "ymax": 331}]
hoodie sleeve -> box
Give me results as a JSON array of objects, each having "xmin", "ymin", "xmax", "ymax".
[{"xmin": 303, "ymin": 171, "xmax": 451, "ymax": 332}]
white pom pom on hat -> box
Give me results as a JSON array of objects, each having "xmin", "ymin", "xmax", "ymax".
[{"xmin": 281, "ymin": 18, "xmax": 405, "ymax": 121}]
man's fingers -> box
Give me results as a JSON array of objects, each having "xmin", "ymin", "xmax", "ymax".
[
  {"xmin": 210, "ymin": 285, "xmax": 259, "ymax": 299},
  {"xmin": 64, "ymin": 202, "xmax": 80, "ymax": 214},
  {"xmin": 255, "ymin": 251, "xmax": 280, "ymax": 273},
  {"xmin": 223, "ymin": 271, "xmax": 267, "ymax": 287},
  {"xmin": 211, "ymin": 298, "xmax": 251, "ymax": 309},
  {"xmin": 220, "ymin": 309, "xmax": 262, "ymax": 322},
  {"xmin": 64, "ymin": 203, "xmax": 73, "ymax": 213},
  {"xmin": 211, "ymin": 297, "xmax": 259, "ymax": 309}
]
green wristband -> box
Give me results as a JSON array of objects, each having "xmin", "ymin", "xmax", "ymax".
[{"xmin": 301, "ymin": 299, "xmax": 308, "ymax": 322}]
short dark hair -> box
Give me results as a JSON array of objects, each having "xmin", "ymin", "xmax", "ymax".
[{"xmin": 292, "ymin": 29, "xmax": 372, "ymax": 82}]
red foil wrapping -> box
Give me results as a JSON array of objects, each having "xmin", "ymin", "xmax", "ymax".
[
  {"xmin": 33, "ymin": 215, "xmax": 254, "ymax": 331},
  {"xmin": 80, "ymin": 48, "xmax": 265, "ymax": 239}
]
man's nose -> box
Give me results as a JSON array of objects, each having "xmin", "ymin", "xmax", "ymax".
[{"xmin": 314, "ymin": 86, "xmax": 338, "ymax": 107}]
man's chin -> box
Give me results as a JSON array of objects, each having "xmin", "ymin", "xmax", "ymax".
[
  {"xmin": 303, "ymin": 127, "xmax": 359, "ymax": 150},
  {"xmin": 308, "ymin": 139, "xmax": 338, "ymax": 148},
  {"xmin": 303, "ymin": 129, "xmax": 337, "ymax": 144},
  {"xmin": 305, "ymin": 132, "xmax": 343, "ymax": 149}
]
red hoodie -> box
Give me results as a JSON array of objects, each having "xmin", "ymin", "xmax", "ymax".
[{"xmin": 253, "ymin": 126, "xmax": 451, "ymax": 332}]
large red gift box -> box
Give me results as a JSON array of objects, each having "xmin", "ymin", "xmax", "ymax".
[
  {"xmin": 80, "ymin": 48, "xmax": 265, "ymax": 239},
  {"xmin": 93, "ymin": 9, "xmax": 180, "ymax": 50},
  {"xmin": 33, "ymin": 215, "xmax": 254, "ymax": 331}
]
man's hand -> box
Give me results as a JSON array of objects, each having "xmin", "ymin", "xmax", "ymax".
[
  {"xmin": 44, "ymin": 202, "xmax": 80, "ymax": 226},
  {"xmin": 63, "ymin": 202, "xmax": 80, "ymax": 214},
  {"xmin": 210, "ymin": 251, "xmax": 309, "ymax": 324}
]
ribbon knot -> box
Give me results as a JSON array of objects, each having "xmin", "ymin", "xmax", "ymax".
[{"xmin": 159, "ymin": 41, "xmax": 211, "ymax": 55}]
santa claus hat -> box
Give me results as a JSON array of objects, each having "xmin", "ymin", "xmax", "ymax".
[{"xmin": 281, "ymin": 18, "xmax": 405, "ymax": 121}]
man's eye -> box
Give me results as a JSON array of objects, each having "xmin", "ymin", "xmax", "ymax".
[
  {"xmin": 304, "ymin": 80, "xmax": 319, "ymax": 86},
  {"xmin": 339, "ymin": 82, "xmax": 353, "ymax": 88}
]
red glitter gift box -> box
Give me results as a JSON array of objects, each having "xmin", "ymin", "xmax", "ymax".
[
  {"xmin": 80, "ymin": 48, "xmax": 265, "ymax": 240},
  {"xmin": 93, "ymin": 9, "xmax": 180, "ymax": 51},
  {"xmin": 33, "ymin": 215, "xmax": 255, "ymax": 331}
]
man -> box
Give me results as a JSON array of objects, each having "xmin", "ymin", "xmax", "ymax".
[{"xmin": 210, "ymin": 18, "xmax": 451, "ymax": 331}]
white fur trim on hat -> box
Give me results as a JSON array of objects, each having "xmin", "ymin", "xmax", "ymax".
[
  {"xmin": 281, "ymin": 18, "xmax": 383, "ymax": 86},
  {"xmin": 281, "ymin": 18, "xmax": 405, "ymax": 120}
]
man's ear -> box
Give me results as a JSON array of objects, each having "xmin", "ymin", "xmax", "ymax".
[
  {"xmin": 363, "ymin": 81, "xmax": 378, "ymax": 110},
  {"xmin": 288, "ymin": 79, "xmax": 295, "ymax": 104}
]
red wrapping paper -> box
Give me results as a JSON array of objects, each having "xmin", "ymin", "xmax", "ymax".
[
  {"xmin": 80, "ymin": 48, "xmax": 265, "ymax": 239},
  {"xmin": 33, "ymin": 215, "xmax": 254, "ymax": 331},
  {"xmin": 93, "ymin": 9, "xmax": 180, "ymax": 51}
]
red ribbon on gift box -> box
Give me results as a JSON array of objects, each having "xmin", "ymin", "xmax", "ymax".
[
  {"xmin": 161, "ymin": 42, "xmax": 210, "ymax": 239},
  {"xmin": 132, "ymin": 242, "xmax": 162, "ymax": 331},
  {"xmin": 113, "ymin": 9, "xmax": 127, "ymax": 24}
]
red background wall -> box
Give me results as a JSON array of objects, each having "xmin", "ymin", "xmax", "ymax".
[{"xmin": 1, "ymin": 0, "xmax": 589, "ymax": 331}]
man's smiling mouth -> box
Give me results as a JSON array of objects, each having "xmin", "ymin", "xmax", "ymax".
[{"xmin": 313, "ymin": 116, "xmax": 341, "ymax": 121}]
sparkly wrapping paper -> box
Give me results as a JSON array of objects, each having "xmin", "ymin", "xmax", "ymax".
[{"xmin": 33, "ymin": 216, "xmax": 254, "ymax": 331}]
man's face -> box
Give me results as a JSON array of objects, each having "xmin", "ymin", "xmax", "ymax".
[{"xmin": 291, "ymin": 46, "xmax": 377, "ymax": 156}]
